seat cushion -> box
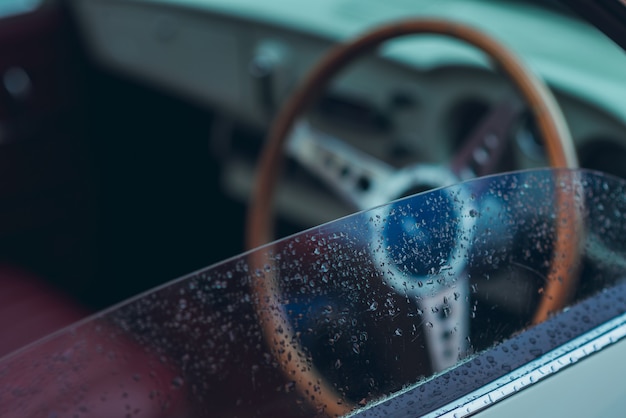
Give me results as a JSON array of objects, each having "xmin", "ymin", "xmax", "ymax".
[
  {"xmin": 0, "ymin": 263, "xmax": 87, "ymax": 359},
  {"xmin": 0, "ymin": 263, "xmax": 190, "ymax": 417}
]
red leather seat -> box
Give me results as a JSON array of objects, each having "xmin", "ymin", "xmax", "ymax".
[
  {"xmin": 0, "ymin": 263, "xmax": 86, "ymax": 359},
  {"xmin": 0, "ymin": 264, "xmax": 190, "ymax": 417}
]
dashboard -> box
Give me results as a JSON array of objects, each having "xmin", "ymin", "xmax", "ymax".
[{"xmin": 69, "ymin": 0, "xmax": 626, "ymax": 227}]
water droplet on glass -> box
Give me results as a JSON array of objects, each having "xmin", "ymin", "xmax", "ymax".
[{"xmin": 171, "ymin": 376, "xmax": 184, "ymax": 389}]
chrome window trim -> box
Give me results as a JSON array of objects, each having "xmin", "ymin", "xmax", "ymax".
[{"xmin": 428, "ymin": 310, "xmax": 626, "ymax": 417}]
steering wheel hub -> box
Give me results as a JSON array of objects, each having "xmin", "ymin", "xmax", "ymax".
[{"xmin": 372, "ymin": 175, "xmax": 476, "ymax": 298}]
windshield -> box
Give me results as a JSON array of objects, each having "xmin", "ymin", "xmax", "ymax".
[{"xmin": 2, "ymin": 168, "xmax": 626, "ymax": 417}]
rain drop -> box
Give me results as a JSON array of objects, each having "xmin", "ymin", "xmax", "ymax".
[{"xmin": 171, "ymin": 376, "xmax": 184, "ymax": 389}]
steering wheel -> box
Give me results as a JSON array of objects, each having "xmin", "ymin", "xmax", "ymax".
[{"xmin": 246, "ymin": 20, "xmax": 579, "ymax": 416}]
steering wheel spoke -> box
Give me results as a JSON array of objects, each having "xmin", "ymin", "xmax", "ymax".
[
  {"xmin": 451, "ymin": 99, "xmax": 525, "ymax": 179},
  {"xmin": 287, "ymin": 120, "xmax": 396, "ymax": 211},
  {"xmin": 419, "ymin": 276, "xmax": 471, "ymax": 372}
]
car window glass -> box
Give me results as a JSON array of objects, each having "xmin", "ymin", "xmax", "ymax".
[{"xmin": 1, "ymin": 168, "xmax": 626, "ymax": 417}]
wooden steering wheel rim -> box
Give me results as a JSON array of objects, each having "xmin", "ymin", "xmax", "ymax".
[{"xmin": 246, "ymin": 19, "xmax": 579, "ymax": 416}]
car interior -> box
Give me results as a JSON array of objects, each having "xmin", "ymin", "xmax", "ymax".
[{"xmin": 1, "ymin": 0, "xmax": 626, "ymax": 416}]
